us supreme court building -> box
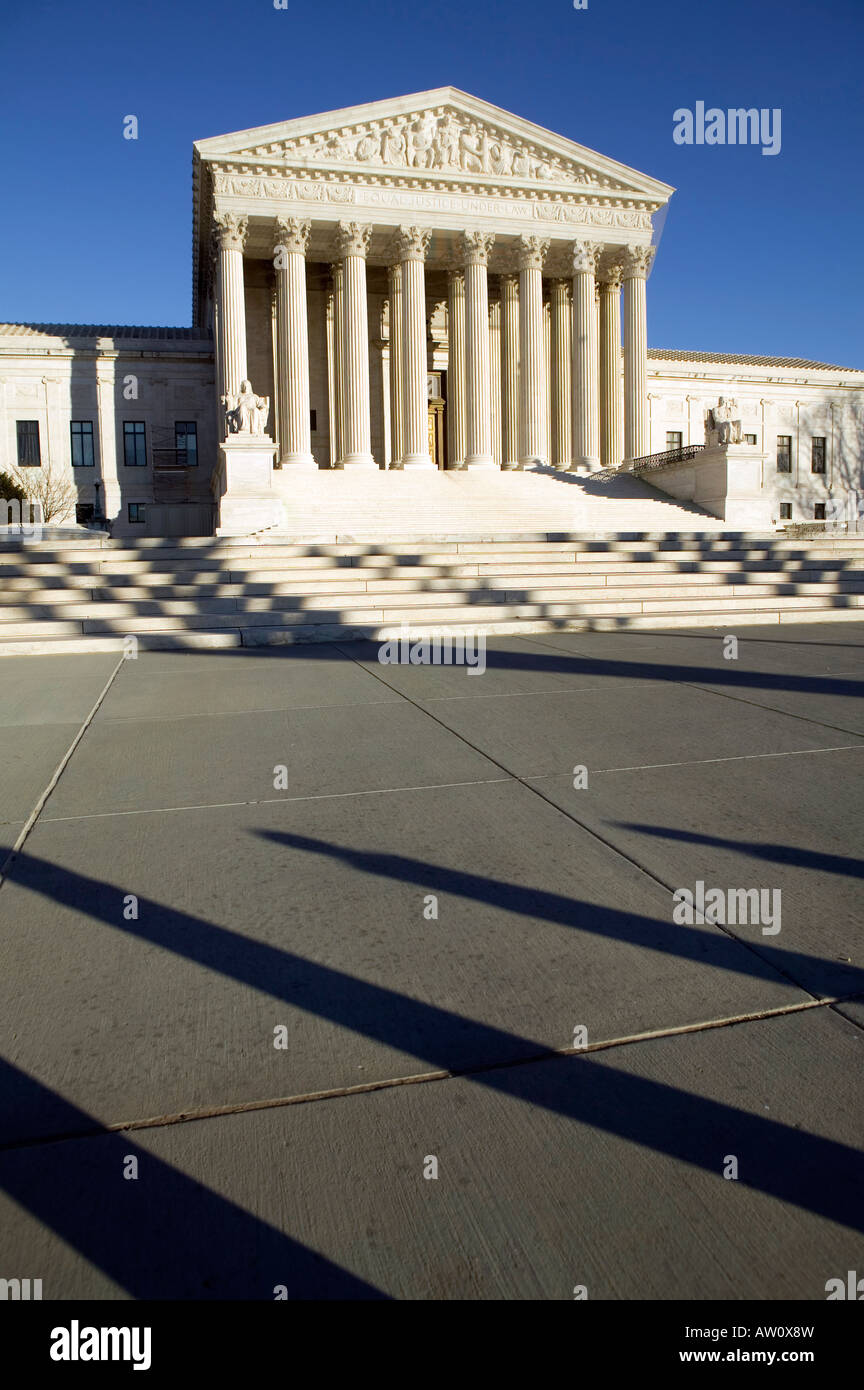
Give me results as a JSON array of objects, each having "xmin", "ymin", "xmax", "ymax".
[{"xmin": 2, "ymin": 89, "xmax": 863, "ymax": 537}]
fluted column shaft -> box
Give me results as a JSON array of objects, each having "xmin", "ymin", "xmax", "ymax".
[
  {"xmin": 273, "ymin": 220, "xmax": 315, "ymax": 469},
  {"xmin": 518, "ymin": 237, "xmax": 549, "ymax": 468},
  {"xmin": 336, "ymin": 222, "xmax": 375, "ymax": 469},
  {"xmin": 499, "ymin": 273, "xmax": 519, "ymax": 469},
  {"xmin": 462, "ymin": 231, "xmax": 495, "ymax": 469},
  {"xmin": 447, "ymin": 268, "xmax": 466, "ymax": 469},
  {"xmin": 388, "ymin": 263, "xmax": 404, "ymax": 469},
  {"xmin": 396, "ymin": 227, "xmax": 433, "ymax": 469},
  {"xmin": 571, "ymin": 240, "xmax": 601, "ymax": 471},
  {"xmin": 330, "ymin": 264, "xmax": 345, "ymax": 466},
  {"xmin": 599, "ymin": 267, "xmax": 624, "ymax": 468},
  {"xmin": 622, "ymin": 246, "xmax": 654, "ymax": 463},
  {"xmin": 550, "ymin": 279, "xmax": 572, "ymax": 468},
  {"xmin": 213, "ymin": 214, "xmax": 248, "ymax": 423}
]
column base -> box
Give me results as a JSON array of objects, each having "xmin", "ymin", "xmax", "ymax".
[
  {"xmin": 500, "ymin": 459, "xmax": 520, "ymax": 471},
  {"xmin": 463, "ymin": 455, "xmax": 497, "ymax": 471},
  {"xmin": 279, "ymin": 453, "xmax": 318, "ymax": 471},
  {"xmin": 339, "ymin": 454, "xmax": 378, "ymax": 470},
  {"xmin": 400, "ymin": 454, "xmax": 436, "ymax": 470},
  {"xmin": 518, "ymin": 456, "xmax": 548, "ymax": 471},
  {"xmin": 570, "ymin": 455, "xmax": 601, "ymax": 473}
]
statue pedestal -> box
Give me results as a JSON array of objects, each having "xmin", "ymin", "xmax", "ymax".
[
  {"xmin": 634, "ymin": 442, "xmax": 772, "ymax": 530},
  {"xmin": 213, "ymin": 435, "xmax": 283, "ymax": 536}
]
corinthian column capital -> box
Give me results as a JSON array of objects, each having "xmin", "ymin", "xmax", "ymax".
[
  {"xmin": 461, "ymin": 230, "xmax": 495, "ymax": 266},
  {"xmin": 212, "ymin": 212, "xmax": 248, "ymax": 253},
  {"xmin": 334, "ymin": 221, "xmax": 372, "ymax": 259},
  {"xmin": 517, "ymin": 235, "xmax": 549, "ymax": 271},
  {"xmin": 394, "ymin": 225, "xmax": 431, "ymax": 262},
  {"xmin": 622, "ymin": 244, "xmax": 655, "ymax": 279},
  {"xmin": 273, "ymin": 218, "xmax": 311, "ymax": 257},
  {"xmin": 571, "ymin": 239, "xmax": 601, "ymax": 275},
  {"xmin": 598, "ymin": 261, "xmax": 625, "ymax": 292}
]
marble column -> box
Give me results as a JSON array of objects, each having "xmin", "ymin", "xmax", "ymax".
[
  {"xmin": 446, "ymin": 267, "xmax": 466, "ymax": 470},
  {"xmin": 518, "ymin": 235, "xmax": 549, "ymax": 469},
  {"xmin": 489, "ymin": 298, "xmax": 502, "ymax": 466},
  {"xmin": 462, "ymin": 230, "xmax": 496, "ymax": 470},
  {"xmin": 335, "ymin": 221, "xmax": 375, "ymax": 469},
  {"xmin": 388, "ymin": 262, "xmax": 405, "ymax": 469},
  {"xmin": 273, "ymin": 219, "xmax": 315, "ymax": 469},
  {"xmin": 213, "ymin": 213, "xmax": 248, "ymax": 427},
  {"xmin": 396, "ymin": 226, "xmax": 433, "ymax": 468},
  {"xmin": 622, "ymin": 244, "xmax": 654, "ymax": 464},
  {"xmin": 329, "ymin": 263, "xmax": 345, "ymax": 467},
  {"xmin": 499, "ymin": 272, "xmax": 519, "ymax": 469},
  {"xmin": 598, "ymin": 264, "xmax": 624, "ymax": 469},
  {"xmin": 550, "ymin": 279, "xmax": 572, "ymax": 468},
  {"xmin": 571, "ymin": 238, "xmax": 601, "ymax": 472}
]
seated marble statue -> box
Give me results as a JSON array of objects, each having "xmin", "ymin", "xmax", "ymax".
[
  {"xmin": 222, "ymin": 380, "xmax": 270, "ymax": 436},
  {"xmin": 705, "ymin": 397, "xmax": 743, "ymax": 446}
]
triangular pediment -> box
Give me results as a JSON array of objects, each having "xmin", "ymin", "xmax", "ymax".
[{"xmin": 195, "ymin": 88, "xmax": 673, "ymax": 204}]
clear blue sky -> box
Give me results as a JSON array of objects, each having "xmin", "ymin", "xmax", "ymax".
[{"xmin": 2, "ymin": 0, "xmax": 862, "ymax": 365}]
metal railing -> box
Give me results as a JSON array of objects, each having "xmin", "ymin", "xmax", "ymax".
[{"xmin": 629, "ymin": 444, "xmax": 706, "ymax": 473}]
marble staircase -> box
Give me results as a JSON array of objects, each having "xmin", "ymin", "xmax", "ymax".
[{"xmin": 2, "ymin": 531, "xmax": 864, "ymax": 655}]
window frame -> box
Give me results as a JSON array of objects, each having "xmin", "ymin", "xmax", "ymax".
[
  {"xmin": 70, "ymin": 419, "xmax": 95, "ymax": 468},
  {"xmin": 665, "ymin": 430, "xmax": 683, "ymax": 451},
  {"xmin": 123, "ymin": 421, "xmax": 147, "ymax": 468},
  {"xmin": 16, "ymin": 419, "xmax": 41, "ymax": 467},
  {"xmin": 811, "ymin": 437, "xmax": 826, "ymax": 474},
  {"xmin": 776, "ymin": 435, "xmax": 792, "ymax": 473},
  {"xmin": 127, "ymin": 502, "xmax": 147, "ymax": 525},
  {"xmin": 174, "ymin": 420, "xmax": 198, "ymax": 467}
]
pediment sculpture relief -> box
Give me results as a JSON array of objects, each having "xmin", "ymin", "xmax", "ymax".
[
  {"xmin": 222, "ymin": 380, "xmax": 270, "ymax": 437},
  {"xmin": 245, "ymin": 110, "xmax": 611, "ymax": 188}
]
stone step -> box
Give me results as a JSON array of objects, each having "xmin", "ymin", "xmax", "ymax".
[
  {"xmin": 1, "ymin": 602, "xmax": 861, "ymax": 656},
  {"xmin": 7, "ymin": 578, "xmax": 864, "ymax": 626}
]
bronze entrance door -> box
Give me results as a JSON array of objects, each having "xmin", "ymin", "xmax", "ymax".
[{"xmin": 427, "ymin": 371, "xmax": 446, "ymax": 468}]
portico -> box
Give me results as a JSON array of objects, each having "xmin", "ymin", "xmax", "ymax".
[{"xmin": 196, "ymin": 88, "xmax": 670, "ymax": 510}]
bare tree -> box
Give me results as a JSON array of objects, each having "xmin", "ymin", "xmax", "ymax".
[{"xmin": 7, "ymin": 460, "xmax": 76, "ymax": 524}]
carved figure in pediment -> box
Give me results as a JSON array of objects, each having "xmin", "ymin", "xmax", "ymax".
[
  {"xmin": 488, "ymin": 141, "xmax": 512, "ymax": 177},
  {"xmin": 355, "ymin": 130, "xmax": 378, "ymax": 161},
  {"xmin": 460, "ymin": 122, "xmax": 490, "ymax": 173},
  {"xmin": 511, "ymin": 147, "xmax": 532, "ymax": 178},
  {"xmin": 407, "ymin": 115, "xmax": 437, "ymax": 168},
  {"xmin": 381, "ymin": 124, "xmax": 407, "ymax": 166},
  {"xmin": 434, "ymin": 113, "xmax": 460, "ymax": 169}
]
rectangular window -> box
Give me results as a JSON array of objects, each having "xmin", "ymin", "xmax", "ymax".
[
  {"xmin": 16, "ymin": 420, "xmax": 41, "ymax": 466},
  {"xmin": 123, "ymin": 421, "xmax": 147, "ymax": 467},
  {"xmin": 665, "ymin": 431, "xmax": 683, "ymax": 450},
  {"xmin": 776, "ymin": 435, "xmax": 792, "ymax": 472},
  {"xmin": 127, "ymin": 503, "xmax": 147, "ymax": 524},
  {"xmin": 70, "ymin": 420, "xmax": 95, "ymax": 467},
  {"xmin": 779, "ymin": 503, "xmax": 792, "ymax": 520},
  {"xmin": 175, "ymin": 420, "xmax": 198, "ymax": 466},
  {"xmin": 814, "ymin": 502, "xmax": 826, "ymax": 521},
  {"xmin": 744, "ymin": 433, "xmax": 757, "ymax": 446},
  {"xmin": 75, "ymin": 503, "xmax": 95, "ymax": 526},
  {"xmin": 310, "ymin": 409, "xmax": 318, "ymax": 432},
  {"xmin": 811, "ymin": 437, "xmax": 826, "ymax": 473}
]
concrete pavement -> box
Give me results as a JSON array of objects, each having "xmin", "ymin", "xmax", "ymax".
[{"xmin": 0, "ymin": 623, "xmax": 862, "ymax": 1299}]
